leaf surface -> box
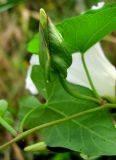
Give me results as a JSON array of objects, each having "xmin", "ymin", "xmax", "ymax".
[
  {"xmin": 23, "ymin": 78, "xmax": 116, "ymax": 156},
  {"xmin": 18, "ymin": 96, "xmax": 40, "ymax": 122},
  {"xmin": 27, "ymin": 4, "xmax": 116, "ymax": 54},
  {"xmin": 57, "ymin": 3, "xmax": 116, "ymax": 53}
]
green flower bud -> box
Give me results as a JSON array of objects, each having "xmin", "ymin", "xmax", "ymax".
[
  {"xmin": 39, "ymin": 8, "xmax": 72, "ymax": 79},
  {"xmin": 24, "ymin": 141, "xmax": 47, "ymax": 152}
]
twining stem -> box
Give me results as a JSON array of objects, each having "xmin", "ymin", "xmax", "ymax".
[
  {"xmin": 59, "ymin": 75, "xmax": 100, "ymax": 103},
  {"xmin": 81, "ymin": 54, "xmax": 102, "ymax": 101},
  {"xmin": 0, "ymin": 116, "xmax": 17, "ymax": 137},
  {"xmin": 0, "ymin": 103, "xmax": 115, "ymax": 150}
]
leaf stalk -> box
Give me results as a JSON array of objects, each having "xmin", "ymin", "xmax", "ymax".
[
  {"xmin": 59, "ymin": 75, "xmax": 100, "ymax": 103},
  {"xmin": 81, "ymin": 54, "xmax": 102, "ymax": 101}
]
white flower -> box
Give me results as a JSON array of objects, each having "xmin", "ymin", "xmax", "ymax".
[
  {"xmin": 91, "ymin": 2, "xmax": 105, "ymax": 10},
  {"xmin": 81, "ymin": 2, "xmax": 105, "ymax": 15},
  {"xmin": 67, "ymin": 43, "xmax": 116, "ymax": 100},
  {"xmin": 25, "ymin": 55, "xmax": 39, "ymax": 95}
]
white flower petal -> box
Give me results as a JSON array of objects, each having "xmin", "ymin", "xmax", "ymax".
[
  {"xmin": 92, "ymin": 2, "xmax": 105, "ymax": 10},
  {"xmin": 25, "ymin": 55, "xmax": 39, "ymax": 95},
  {"xmin": 67, "ymin": 43, "xmax": 116, "ymax": 99},
  {"xmin": 30, "ymin": 54, "xmax": 39, "ymax": 65}
]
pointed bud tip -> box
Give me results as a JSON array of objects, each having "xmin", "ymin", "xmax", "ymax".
[
  {"xmin": 40, "ymin": 8, "xmax": 46, "ymax": 17},
  {"xmin": 40, "ymin": 8, "xmax": 47, "ymax": 27}
]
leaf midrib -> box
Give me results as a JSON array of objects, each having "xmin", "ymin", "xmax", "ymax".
[{"xmin": 47, "ymin": 105, "xmax": 116, "ymax": 145}]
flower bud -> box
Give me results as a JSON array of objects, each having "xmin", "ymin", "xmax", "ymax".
[{"xmin": 39, "ymin": 9, "xmax": 72, "ymax": 78}]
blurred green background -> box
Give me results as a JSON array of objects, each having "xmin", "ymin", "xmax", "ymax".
[{"xmin": 0, "ymin": 0, "xmax": 116, "ymax": 159}]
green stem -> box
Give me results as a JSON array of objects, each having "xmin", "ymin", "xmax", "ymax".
[
  {"xmin": 81, "ymin": 54, "xmax": 102, "ymax": 100},
  {"xmin": 0, "ymin": 103, "xmax": 115, "ymax": 150},
  {"xmin": 59, "ymin": 75, "xmax": 100, "ymax": 103},
  {"xmin": 0, "ymin": 116, "xmax": 17, "ymax": 136}
]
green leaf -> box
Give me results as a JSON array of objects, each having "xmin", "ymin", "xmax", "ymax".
[
  {"xmin": 31, "ymin": 65, "xmax": 47, "ymax": 98},
  {"xmin": 52, "ymin": 153, "xmax": 70, "ymax": 160},
  {"xmin": 0, "ymin": 99, "xmax": 8, "ymax": 116},
  {"xmin": 18, "ymin": 95, "xmax": 40, "ymax": 122},
  {"xmin": 22, "ymin": 78, "xmax": 116, "ymax": 156},
  {"xmin": 27, "ymin": 33, "xmax": 41, "ymax": 54},
  {"xmin": 3, "ymin": 111, "xmax": 13, "ymax": 125},
  {"xmin": 57, "ymin": 3, "xmax": 116, "ymax": 53},
  {"xmin": 0, "ymin": 0, "xmax": 24, "ymax": 13},
  {"xmin": 18, "ymin": 95, "xmax": 41, "ymax": 131},
  {"xmin": 0, "ymin": 100, "xmax": 13, "ymax": 125},
  {"xmin": 27, "ymin": 33, "xmax": 39, "ymax": 54},
  {"xmin": 22, "ymin": 95, "xmax": 116, "ymax": 156},
  {"xmin": 28, "ymin": 3, "xmax": 116, "ymax": 54}
]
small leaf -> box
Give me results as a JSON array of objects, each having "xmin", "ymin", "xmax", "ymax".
[
  {"xmin": 27, "ymin": 33, "xmax": 40, "ymax": 54},
  {"xmin": 0, "ymin": 100, "xmax": 14, "ymax": 127},
  {"xmin": 0, "ymin": 99, "xmax": 8, "ymax": 116},
  {"xmin": 27, "ymin": 33, "xmax": 41, "ymax": 54}
]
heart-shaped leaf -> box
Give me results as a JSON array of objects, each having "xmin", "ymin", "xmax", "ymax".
[{"xmin": 21, "ymin": 75, "xmax": 116, "ymax": 156}]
